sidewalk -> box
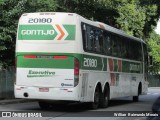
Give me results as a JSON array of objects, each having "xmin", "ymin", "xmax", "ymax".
[{"xmin": 0, "ymin": 98, "xmax": 35, "ymax": 105}]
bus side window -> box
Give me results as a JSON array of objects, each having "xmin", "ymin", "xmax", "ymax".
[
  {"xmin": 129, "ymin": 41, "xmax": 142, "ymax": 61},
  {"xmin": 121, "ymin": 38, "xmax": 129, "ymax": 58},
  {"xmin": 81, "ymin": 23, "xmax": 94, "ymax": 52},
  {"xmin": 94, "ymin": 29, "xmax": 102, "ymax": 53},
  {"xmin": 82, "ymin": 23, "xmax": 88, "ymax": 51},
  {"xmin": 128, "ymin": 40, "xmax": 133, "ymax": 60},
  {"xmin": 137, "ymin": 43, "xmax": 143, "ymax": 61},
  {"xmin": 117, "ymin": 36, "xmax": 122, "ymax": 57},
  {"xmin": 103, "ymin": 32, "xmax": 112, "ymax": 55},
  {"xmin": 81, "ymin": 23, "xmax": 102, "ymax": 53},
  {"xmin": 89, "ymin": 29, "xmax": 95, "ymax": 51},
  {"xmin": 99, "ymin": 30, "xmax": 104, "ymax": 54},
  {"xmin": 126, "ymin": 38, "xmax": 130, "ymax": 59},
  {"xmin": 94, "ymin": 29, "xmax": 98, "ymax": 52},
  {"xmin": 111, "ymin": 34, "xmax": 119, "ymax": 57},
  {"xmin": 85, "ymin": 25, "xmax": 94, "ymax": 52}
]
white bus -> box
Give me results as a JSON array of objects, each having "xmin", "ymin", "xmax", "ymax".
[{"xmin": 15, "ymin": 12, "xmax": 148, "ymax": 109}]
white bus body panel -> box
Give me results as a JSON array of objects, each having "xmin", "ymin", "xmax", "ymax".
[{"xmin": 15, "ymin": 12, "xmax": 148, "ymax": 103}]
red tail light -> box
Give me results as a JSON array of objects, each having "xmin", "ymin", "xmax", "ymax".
[
  {"xmin": 74, "ymin": 58, "xmax": 79, "ymax": 75},
  {"xmin": 74, "ymin": 58, "xmax": 79, "ymax": 87},
  {"xmin": 53, "ymin": 56, "xmax": 67, "ymax": 59},
  {"xmin": 24, "ymin": 55, "xmax": 37, "ymax": 58},
  {"xmin": 14, "ymin": 57, "xmax": 17, "ymax": 84}
]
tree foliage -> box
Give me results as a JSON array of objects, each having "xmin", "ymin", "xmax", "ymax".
[
  {"xmin": 0, "ymin": 0, "xmax": 57, "ymax": 67},
  {"xmin": 0, "ymin": 0, "xmax": 26, "ymax": 67},
  {"xmin": 147, "ymin": 31, "xmax": 160, "ymax": 73},
  {"xmin": 0, "ymin": 0, "xmax": 160, "ymax": 72}
]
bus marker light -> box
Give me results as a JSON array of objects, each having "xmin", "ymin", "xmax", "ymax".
[
  {"xmin": 53, "ymin": 56, "xmax": 67, "ymax": 59},
  {"xmin": 24, "ymin": 55, "xmax": 37, "ymax": 58}
]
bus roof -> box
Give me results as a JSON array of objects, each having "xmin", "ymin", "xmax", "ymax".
[
  {"xmin": 95, "ymin": 21, "xmax": 145, "ymax": 43},
  {"xmin": 21, "ymin": 12, "xmax": 145, "ymax": 43},
  {"xmin": 78, "ymin": 15, "xmax": 145, "ymax": 44}
]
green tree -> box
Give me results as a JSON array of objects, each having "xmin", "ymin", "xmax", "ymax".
[
  {"xmin": 0, "ymin": 0, "xmax": 27, "ymax": 67},
  {"xmin": 0, "ymin": 0, "xmax": 58, "ymax": 67},
  {"xmin": 116, "ymin": 1, "xmax": 146, "ymax": 37},
  {"xmin": 57, "ymin": 0, "xmax": 119, "ymax": 26},
  {"xmin": 147, "ymin": 32, "xmax": 160, "ymax": 73},
  {"xmin": 25, "ymin": 0, "xmax": 58, "ymax": 12},
  {"xmin": 0, "ymin": 0, "xmax": 160, "ymax": 71},
  {"xmin": 139, "ymin": 0, "xmax": 160, "ymax": 37},
  {"xmin": 102, "ymin": 0, "xmax": 160, "ymax": 72}
]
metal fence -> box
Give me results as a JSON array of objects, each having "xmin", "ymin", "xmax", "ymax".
[
  {"xmin": 148, "ymin": 74, "xmax": 160, "ymax": 87},
  {"xmin": 0, "ymin": 66, "xmax": 15, "ymax": 99}
]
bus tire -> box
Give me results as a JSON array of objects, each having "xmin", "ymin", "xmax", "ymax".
[
  {"xmin": 38, "ymin": 101, "xmax": 51, "ymax": 110},
  {"xmin": 89, "ymin": 85, "xmax": 100, "ymax": 109},
  {"xmin": 133, "ymin": 84, "xmax": 141, "ymax": 102},
  {"xmin": 133, "ymin": 96, "xmax": 139, "ymax": 102},
  {"xmin": 100, "ymin": 85, "xmax": 110, "ymax": 108}
]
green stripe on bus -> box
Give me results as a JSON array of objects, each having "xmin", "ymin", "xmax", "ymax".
[
  {"xmin": 17, "ymin": 56, "xmax": 74, "ymax": 69},
  {"xmin": 64, "ymin": 25, "xmax": 76, "ymax": 40},
  {"xmin": 122, "ymin": 61, "xmax": 142, "ymax": 73},
  {"xmin": 81, "ymin": 54, "xmax": 105, "ymax": 71},
  {"xmin": 16, "ymin": 52, "xmax": 142, "ymax": 73}
]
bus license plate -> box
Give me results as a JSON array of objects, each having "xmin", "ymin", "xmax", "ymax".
[{"xmin": 39, "ymin": 88, "xmax": 49, "ymax": 92}]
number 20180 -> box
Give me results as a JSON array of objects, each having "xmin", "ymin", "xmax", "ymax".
[{"xmin": 28, "ymin": 18, "xmax": 52, "ymax": 23}]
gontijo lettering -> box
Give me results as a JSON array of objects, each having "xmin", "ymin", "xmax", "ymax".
[
  {"xmin": 18, "ymin": 24, "xmax": 76, "ymax": 40},
  {"xmin": 21, "ymin": 30, "xmax": 55, "ymax": 35}
]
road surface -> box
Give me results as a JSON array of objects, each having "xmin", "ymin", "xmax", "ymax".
[{"xmin": 0, "ymin": 87, "xmax": 159, "ymax": 120}]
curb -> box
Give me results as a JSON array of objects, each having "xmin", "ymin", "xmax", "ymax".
[
  {"xmin": 148, "ymin": 87, "xmax": 160, "ymax": 89},
  {"xmin": 0, "ymin": 99, "xmax": 36, "ymax": 105}
]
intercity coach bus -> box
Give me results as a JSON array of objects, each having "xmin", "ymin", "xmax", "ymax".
[{"xmin": 15, "ymin": 12, "xmax": 148, "ymax": 109}]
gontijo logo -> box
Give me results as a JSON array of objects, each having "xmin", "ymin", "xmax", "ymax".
[
  {"xmin": 18, "ymin": 24, "xmax": 76, "ymax": 40},
  {"xmin": 21, "ymin": 29, "xmax": 55, "ymax": 36}
]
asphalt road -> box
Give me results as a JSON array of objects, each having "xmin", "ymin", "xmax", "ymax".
[{"xmin": 0, "ymin": 87, "xmax": 160, "ymax": 120}]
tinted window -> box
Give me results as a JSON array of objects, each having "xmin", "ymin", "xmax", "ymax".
[{"xmin": 81, "ymin": 22, "xmax": 143, "ymax": 61}]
